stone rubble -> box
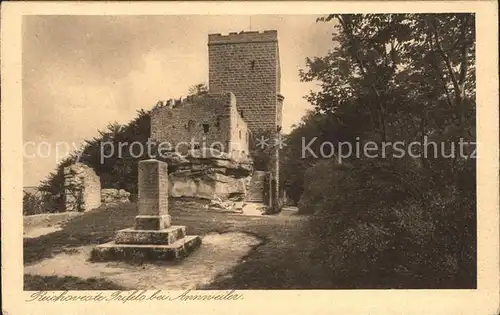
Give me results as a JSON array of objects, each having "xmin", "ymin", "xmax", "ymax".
[
  {"xmin": 205, "ymin": 197, "xmax": 241, "ymax": 213},
  {"xmin": 101, "ymin": 189, "xmax": 131, "ymax": 204}
]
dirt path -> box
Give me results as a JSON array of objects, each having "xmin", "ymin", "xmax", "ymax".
[
  {"xmin": 25, "ymin": 232, "xmax": 262, "ymax": 290},
  {"xmin": 278, "ymin": 206, "xmax": 299, "ymax": 217},
  {"xmin": 24, "ymin": 225, "xmax": 63, "ymax": 239},
  {"xmin": 24, "ymin": 200, "xmax": 312, "ymax": 290}
]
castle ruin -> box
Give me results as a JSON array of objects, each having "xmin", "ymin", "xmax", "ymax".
[
  {"xmin": 150, "ymin": 30, "xmax": 284, "ymax": 209},
  {"xmin": 64, "ymin": 30, "xmax": 284, "ymax": 213}
]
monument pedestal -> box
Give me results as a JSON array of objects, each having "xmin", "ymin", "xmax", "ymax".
[
  {"xmin": 91, "ymin": 234, "xmax": 201, "ymax": 262},
  {"xmin": 91, "ymin": 159, "xmax": 201, "ymax": 262}
]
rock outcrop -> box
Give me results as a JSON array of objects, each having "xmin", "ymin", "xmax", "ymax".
[{"xmin": 160, "ymin": 148, "xmax": 253, "ymax": 201}]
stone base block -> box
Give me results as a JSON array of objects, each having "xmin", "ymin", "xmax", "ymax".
[
  {"xmin": 134, "ymin": 215, "xmax": 171, "ymax": 230},
  {"xmin": 115, "ymin": 226, "xmax": 186, "ymax": 245},
  {"xmin": 90, "ymin": 235, "xmax": 202, "ymax": 262}
]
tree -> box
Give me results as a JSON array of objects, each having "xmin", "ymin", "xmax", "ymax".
[
  {"xmin": 302, "ymin": 14, "xmax": 475, "ymax": 154},
  {"xmin": 283, "ymin": 14, "xmax": 476, "ymax": 287},
  {"xmin": 188, "ymin": 83, "xmax": 208, "ymax": 96},
  {"xmin": 280, "ymin": 110, "xmax": 342, "ymax": 203}
]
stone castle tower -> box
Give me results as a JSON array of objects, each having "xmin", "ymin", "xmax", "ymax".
[
  {"xmin": 208, "ymin": 30, "xmax": 284, "ymax": 206},
  {"xmin": 208, "ymin": 30, "xmax": 284, "ymax": 132}
]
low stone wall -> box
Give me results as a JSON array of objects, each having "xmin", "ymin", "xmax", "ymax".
[
  {"xmin": 64, "ymin": 163, "xmax": 101, "ymax": 212},
  {"xmin": 101, "ymin": 188, "xmax": 131, "ymax": 204}
]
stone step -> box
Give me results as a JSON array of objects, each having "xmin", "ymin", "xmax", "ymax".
[
  {"xmin": 247, "ymin": 172, "xmax": 266, "ymax": 202},
  {"xmin": 246, "ymin": 198, "xmax": 264, "ymax": 202},
  {"xmin": 114, "ymin": 225, "xmax": 186, "ymax": 245},
  {"xmin": 90, "ymin": 235, "xmax": 202, "ymax": 262}
]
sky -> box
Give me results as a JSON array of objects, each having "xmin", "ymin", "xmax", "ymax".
[{"xmin": 23, "ymin": 15, "xmax": 335, "ymax": 186}]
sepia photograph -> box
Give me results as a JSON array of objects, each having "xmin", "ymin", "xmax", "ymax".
[{"xmin": 1, "ymin": 1, "xmax": 499, "ymax": 314}]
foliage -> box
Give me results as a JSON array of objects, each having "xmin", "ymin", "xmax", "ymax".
[
  {"xmin": 282, "ymin": 13, "xmax": 476, "ymax": 287},
  {"xmin": 23, "ymin": 192, "xmax": 46, "ymax": 215},
  {"xmin": 188, "ymin": 83, "xmax": 209, "ymax": 96},
  {"xmin": 304, "ymin": 157, "xmax": 475, "ymax": 287},
  {"xmin": 281, "ymin": 110, "xmax": 346, "ymax": 203},
  {"xmin": 23, "ymin": 191, "xmax": 64, "ymax": 215}
]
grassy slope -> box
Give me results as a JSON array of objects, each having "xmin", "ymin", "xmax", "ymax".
[
  {"xmin": 24, "ymin": 198, "xmax": 331, "ymax": 290},
  {"xmin": 24, "ymin": 275, "xmax": 125, "ymax": 290}
]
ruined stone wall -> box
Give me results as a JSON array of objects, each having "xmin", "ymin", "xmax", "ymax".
[
  {"xmin": 229, "ymin": 101, "xmax": 250, "ymax": 160},
  {"xmin": 208, "ymin": 31, "xmax": 282, "ymax": 132},
  {"xmin": 64, "ymin": 163, "xmax": 101, "ymax": 212},
  {"xmin": 151, "ymin": 92, "xmax": 248, "ymax": 157}
]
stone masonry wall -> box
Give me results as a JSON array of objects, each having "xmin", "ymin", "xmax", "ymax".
[
  {"xmin": 101, "ymin": 188, "xmax": 131, "ymax": 204},
  {"xmin": 151, "ymin": 92, "xmax": 249, "ymax": 157},
  {"xmin": 208, "ymin": 31, "xmax": 282, "ymax": 132},
  {"xmin": 64, "ymin": 163, "xmax": 101, "ymax": 212}
]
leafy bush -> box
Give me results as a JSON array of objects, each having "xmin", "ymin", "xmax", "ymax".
[
  {"xmin": 23, "ymin": 192, "xmax": 45, "ymax": 216},
  {"xmin": 280, "ymin": 111, "xmax": 351, "ymax": 204},
  {"xmin": 23, "ymin": 191, "xmax": 64, "ymax": 215},
  {"xmin": 282, "ymin": 13, "xmax": 477, "ymax": 288},
  {"xmin": 302, "ymin": 157, "xmax": 476, "ymax": 288}
]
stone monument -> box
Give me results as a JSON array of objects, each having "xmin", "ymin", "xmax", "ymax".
[{"xmin": 91, "ymin": 159, "xmax": 201, "ymax": 262}]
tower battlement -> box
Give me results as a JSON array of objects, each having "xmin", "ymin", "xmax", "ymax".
[{"xmin": 208, "ymin": 30, "xmax": 278, "ymax": 45}]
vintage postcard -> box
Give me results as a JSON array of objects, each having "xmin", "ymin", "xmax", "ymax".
[{"xmin": 1, "ymin": 1, "xmax": 499, "ymax": 314}]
